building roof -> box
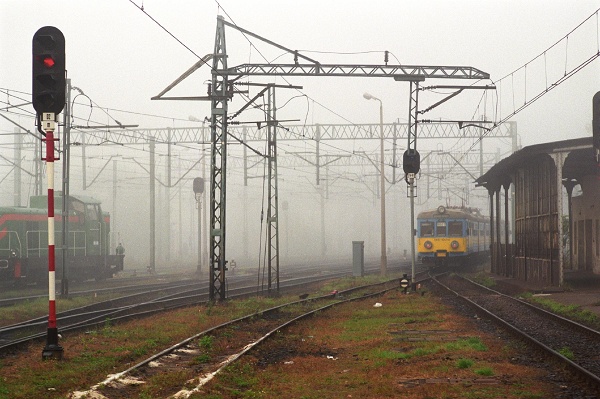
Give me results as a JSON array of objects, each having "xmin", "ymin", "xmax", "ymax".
[{"xmin": 475, "ymin": 136, "xmax": 596, "ymax": 188}]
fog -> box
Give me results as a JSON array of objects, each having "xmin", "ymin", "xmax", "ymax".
[
  {"xmin": 0, "ymin": 129, "xmax": 507, "ymax": 271},
  {"xmin": 1, "ymin": 1, "xmax": 599, "ymax": 272}
]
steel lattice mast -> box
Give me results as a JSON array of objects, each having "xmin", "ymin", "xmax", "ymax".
[
  {"xmin": 266, "ymin": 86, "xmax": 279, "ymax": 293},
  {"xmin": 208, "ymin": 17, "xmax": 229, "ymax": 300},
  {"xmin": 150, "ymin": 16, "xmax": 491, "ymax": 300}
]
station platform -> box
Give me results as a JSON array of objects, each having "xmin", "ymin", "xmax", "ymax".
[{"xmin": 485, "ymin": 269, "xmax": 600, "ymax": 318}]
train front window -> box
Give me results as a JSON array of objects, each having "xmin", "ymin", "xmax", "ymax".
[
  {"xmin": 86, "ymin": 204, "xmax": 99, "ymax": 222},
  {"xmin": 436, "ymin": 221, "xmax": 446, "ymax": 237},
  {"xmin": 420, "ymin": 222, "xmax": 434, "ymax": 237},
  {"xmin": 449, "ymin": 221, "xmax": 463, "ymax": 237}
]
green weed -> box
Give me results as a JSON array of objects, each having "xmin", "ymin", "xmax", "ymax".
[
  {"xmin": 475, "ymin": 367, "xmax": 494, "ymax": 376},
  {"xmin": 456, "ymin": 358, "xmax": 474, "ymax": 369},
  {"xmin": 446, "ymin": 337, "xmax": 487, "ymax": 352},
  {"xmin": 471, "ymin": 273, "xmax": 496, "ymax": 288},
  {"xmin": 531, "ymin": 297, "xmax": 599, "ymax": 327},
  {"xmin": 557, "ymin": 347, "xmax": 574, "ymax": 360},
  {"xmin": 199, "ymin": 335, "xmax": 214, "ymax": 349},
  {"xmin": 194, "ymin": 353, "xmax": 211, "ymax": 364}
]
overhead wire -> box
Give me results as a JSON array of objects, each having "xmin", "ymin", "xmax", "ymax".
[
  {"xmin": 1, "ymin": 4, "xmax": 495, "ymax": 202},
  {"xmin": 126, "ymin": 0, "xmax": 464, "ymax": 193},
  {"xmin": 440, "ymin": 7, "xmax": 600, "ymax": 185},
  {"xmin": 212, "ymin": 0, "xmax": 403, "ymax": 165}
]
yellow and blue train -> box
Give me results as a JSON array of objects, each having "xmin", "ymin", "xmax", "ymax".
[{"xmin": 417, "ymin": 205, "xmax": 490, "ymax": 267}]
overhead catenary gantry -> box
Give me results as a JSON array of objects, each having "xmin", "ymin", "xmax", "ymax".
[
  {"xmin": 62, "ymin": 120, "xmax": 515, "ymax": 193},
  {"xmin": 64, "ymin": 121, "xmax": 515, "ymax": 145},
  {"xmin": 153, "ymin": 15, "xmax": 492, "ymax": 300},
  {"xmin": 12, "ymin": 119, "xmax": 513, "ymax": 281}
]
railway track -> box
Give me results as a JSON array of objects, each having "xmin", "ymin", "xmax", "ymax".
[
  {"xmin": 433, "ymin": 273, "xmax": 600, "ymax": 393},
  {"xmin": 0, "ymin": 268, "xmax": 382, "ymax": 351},
  {"xmin": 0, "ymin": 259, "xmax": 408, "ymax": 308},
  {"xmin": 68, "ymin": 276, "xmax": 419, "ymax": 399},
  {"xmin": 0, "ymin": 279, "xmax": 201, "ymax": 309}
]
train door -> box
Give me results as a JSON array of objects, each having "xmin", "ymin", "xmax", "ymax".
[
  {"xmin": 69, "ymin": 199, "xmax": 86, "ymax": 256},
  {"xmin": 0, "ymin": 231, "xmax": 22, "ymax": 279}
]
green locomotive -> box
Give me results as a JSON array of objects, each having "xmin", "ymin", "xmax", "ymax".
[{"xmin": 0, "ymin": 192, "xmax": 123, "ymax": 285}]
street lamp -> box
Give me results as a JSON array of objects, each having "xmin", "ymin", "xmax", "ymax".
[{"xmin": 363, "ymin": 92, "xmax": 387, "ymax": 275}]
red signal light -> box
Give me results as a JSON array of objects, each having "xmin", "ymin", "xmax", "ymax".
[
  {"xmin": 32, "ymin": 26, "xmax": 65, "ymax": 114},
  {"xmin": 43, "ymin": 56, "xmax": 55, "ymax": 68}
]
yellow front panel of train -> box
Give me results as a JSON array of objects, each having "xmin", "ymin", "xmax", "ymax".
[{"xmin": 418, "ymin": 237, "xmax": 468, "ymax": 254}]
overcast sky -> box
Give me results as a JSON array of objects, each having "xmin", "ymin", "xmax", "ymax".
[
  {"xmin": 1, "ymin": 1, "xmax": 600, "ymax": 264},
  {"xmin": 2, "ymin": 0, "xmax": 599, "ymax": 147}
]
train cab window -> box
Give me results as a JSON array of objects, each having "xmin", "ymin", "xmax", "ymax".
[
  {"xmin": 436, "ymin": 221, "xmax": 447, "ymax": 237},
  {"xmin": 71, "ymin": 200, "xmax": 85, "ymax": 224},
  {"xmin": 86, "ymin": 204, "xmax": 99, "ymax": 222},
  {"xmin": 420, "ymin": 222, "xmax": 434, "ymax": 237},
  {"xmin": 449, "ymin": 221, "xmax": 463, "ymax": 237}
]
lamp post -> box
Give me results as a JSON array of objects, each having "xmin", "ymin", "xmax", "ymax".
[{"xmin": 363, "ymin": 92, "xmax": 387, "ymax": 275}]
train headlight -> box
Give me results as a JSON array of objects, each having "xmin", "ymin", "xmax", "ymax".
[
  {"xmin": 424, "ymin": 240, "xmax": 433, "ymax": 250},
  {"xmin": 451, "ymin": 240, "xmax": 460, "ymax": 249}
]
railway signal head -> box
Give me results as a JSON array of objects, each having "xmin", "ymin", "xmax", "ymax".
[
  {"xmin": 403, "ymin": 149, "xmax": 420, "ymax": 175},
  {"xmin": 400, "ymin": 273, "xmax": 410, "ymax": 294},
  {"xmin": 32, "ymin": 26, "xmax": 66, "ymax": 114},
  {"xmin": 193, "ymin": 177, "xmax": 205, "ymax": 194}
]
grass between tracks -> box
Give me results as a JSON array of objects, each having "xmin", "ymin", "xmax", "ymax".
[
  {"xmin": 466, "ymin": 272, "xmax": 600, "ymax": 329},
  {"xmin": 0, "ymin": 294, "xmax": 119, "ymax": 328},
  {"xmin": 521, "ymin": 293, "xmax": 600, "ymax": 329},
  {"xmin": 196, "ymin": 289, "xmax": 554, "ymax": 399},
  {"xmin": 0, "ymin": 275, "xmax": 559, "ymax": 399}
]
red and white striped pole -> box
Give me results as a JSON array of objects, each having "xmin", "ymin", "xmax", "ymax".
[{"xmin": 41, "ymin": 112, "xmax": 63, "ymax": 360}]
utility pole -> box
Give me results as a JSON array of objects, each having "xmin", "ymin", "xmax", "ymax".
[
  {"xmin": 13, "ymin": 127, "xmax": 22, "ymax": 206},
  {"xmin": 81, "ymin": 130, "xmax": 86, "ymax": 191},
  {"xmin": 166, "ymin": 128, "xmax": 172, "ymax": 262},
  {"xmin": 35, "ymin": 134, "xmax": 42, "ymax": 196},
  {"xmin": 243, "ymin": 127, "xmax": 249, "ymax": 261},
  {"xmin": 149, "ymin": 137, "xmax": 156, "ymax": 273},
  {"xmin": 112, "ymin": 159, "xmax": 117, "ymax": 252},
  {"xmin": 363, "ymin": 92, "xmax": 387, "ymax": 275},
  {"xmin": 202, "ymin": 149, "xmax": 208, "ymax": 271},
  {"xmin": 178, "ymin": 154, "xmax": 183, "ymax": 260},
  {"xmin": 61, "ymin": 78, "xmax": 72, "ymax": 297}
]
